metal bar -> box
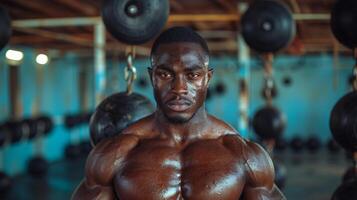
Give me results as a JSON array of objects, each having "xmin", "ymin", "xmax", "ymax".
[
  {"xmin": 11, "ymin": 13, "xmax": 330, "ymax": 28},
  {"xmin": 94, "ymin": 21, "xmax": 106, "ymax": 105},
  {"xmin": 169, "ymin": 14, "xmax": 239, "ymax": 22},
  {"xmin": 293, "ymin": 13, "xmax": 330, "ymax": 21},
  {"xmin": 12, "ymin": 17, "xmax": 101, "ymax": 28},
  {"xmin": 237, "ymin": 3, "xmax": 250, "ymax": 138},
  {"xmin": 13, "ymin": 27, "xmax": 91, "ymax": 46}
]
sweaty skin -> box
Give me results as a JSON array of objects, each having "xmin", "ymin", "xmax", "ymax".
[{"xmin": 72, "ymin": 42, "xmax": 286, "ymax": 200}]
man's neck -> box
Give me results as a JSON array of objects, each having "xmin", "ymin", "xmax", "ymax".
[{"xmin": 154, "ymin": 106, "xmax": 210, "ymax": 145}]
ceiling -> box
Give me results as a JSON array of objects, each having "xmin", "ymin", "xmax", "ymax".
[{"xmin": 1, "ymin": 0, "xmax": 351, "ymax": 57}]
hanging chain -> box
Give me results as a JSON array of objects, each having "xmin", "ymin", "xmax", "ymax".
[
  {"xmin": 124, "ymin": 46, "xmax": 137, "ymax": 95},
  {"xmin": 262, "ymin": 53, "xmax": 274, "ymax": 105}
]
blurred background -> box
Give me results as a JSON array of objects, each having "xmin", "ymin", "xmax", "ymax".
[{"xmin": 0, "ymin": 0, "xmax": 355, "ymax": 199}]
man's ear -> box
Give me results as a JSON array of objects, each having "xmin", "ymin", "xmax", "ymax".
[{"xmin": 148, "ymin": 67, "xmax": 153, "ymax": 85}]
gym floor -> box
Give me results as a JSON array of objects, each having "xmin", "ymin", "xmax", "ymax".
[{"xmin": 3, "ymin": 149, "xmax": 349, "ymax": 200}]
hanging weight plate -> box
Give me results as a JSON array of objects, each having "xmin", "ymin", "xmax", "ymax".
[
  {"xmin": 330, "ymin": 91, "xmax": 357, "ymax": 152},
  {"xmin": 0, "ymin": 6, "xmax": 11, "ymax": 51},
  {"xmin": 331, "ymin": 0, "xmax": 357, "ymax": 49},
  {"xmin": 90, "ymin": 92, "xmax": 154, "ymax": 145},
  {"xmin": 241, "ymin": 0, "xmax": 296, "ymax": 53},
  {"xmin": 252, "ymin": 105, "xmax": 286, "ymax": 140},
  {"xmin": 101, "ymin": 0, "xmax": 170, "ymax": 45}
]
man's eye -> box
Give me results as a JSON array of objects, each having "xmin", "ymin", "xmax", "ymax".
[
  {"xmin": 158, "ymin": 72, "xmax": 171, "ymax": 79},
  {"xmin": 188, "ymin": 73, "xmax": 200, "ymax": 79}
]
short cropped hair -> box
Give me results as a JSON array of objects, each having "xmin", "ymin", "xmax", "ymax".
[{"xmin": 150, "ymin": 26, "xmax": 210, "ymax": 58}]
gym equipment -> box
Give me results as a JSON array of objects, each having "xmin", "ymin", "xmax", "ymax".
[
  {"xmin": 305, "ymin": 136, "xmax": 321, "ymax": 153},
  {"xmin": 0, "ymin": 171, "xmax": 11, "ymax": 197},
  {"xmin": 3, "ymin": 120, "xmax": 23, "ymax": 144},
  {"xmin": 252, "ymin": 105, "xmax": 285, "ymax": 140},
  {"xmin": 327, "ymin": 138, "xmax": 341, "ymax": 153},
  {"xmin": 27, "ymin": 156, "xmax": 48, "ymax": 177},
  {"xmin": 275, "ymin": 138, "xmax": 288, "ymax": 152},
  {"xmin": 214, "ymin": 82, "xmax": 226, "ymax": 96},
  {"xmin": 290, "ymin": 137, "xmax": 304, "ymax": 152},
  {"xmin": 20, "ymin": 118, "xmax": 38, "ymax": 140},
  {"xmin": 260, "ymin": 54, "xmax": 278, "ymax": 104},
  {"xmin": 101, "ymin": 0, "xmax": 169, "ymax": 44},
  {"xmin": 330, "ymin": 0, "xmax": 357, "ymax": 49},
  {"xmin": 0, "ymin": 6, "xmax": 11, "ymax": 51},
  {"xmin": 0, "ymin": 123, "xmax": 11, "ymax": 196},
  {"xmin": 64, "ymin": 114, "xmax": 83, "ymax": 129},
  {"xmin": 331, "ymin": 179, "xmax": 357, "ymax": 200},
  {"xmin": 90, "ymin": 92, "xmax": 154, "ymax": 145},
  {"xmin": 261, "ymin": 80, "xmax": 278, "ymax": 100},
  {"xmin": 282, "ymin": 76, "xmax": 292, "ymax": 87},
  {"xmin": 36, "ymin": 116, "xmax": 54, "ymax": 135},
  {"xmin": 137, "ymin": 77, "xmax": 149, "ymax": 89},
  {"xmin": 79, "ymin": 141, "xmax": 92, "ymax": 155},
  {"xmin": 0, "ymin": 123, "xmax": 9, "ymax": 147},
  {"xmin": 90, "ymin": 50, "xmax": 154, "ymax": 145},
  {"xmin": 65, "ymin": 144, "xmax": 81, "ymax": 159},
  {"xmin": 330, "ymin": 91, "xmax": 357, "ymax": 152},
  {"xmin": 26, "ymin": 118, "xmax": 50, "ymax": 177},
  {"xmin": 342, "ymin": 166, "xmax": 357, "ymax": 183},
  {"xmin": 241, "ymin": 0, "xmax": 295, "ymax": 53},
  {"xmin": 64, "ymin": 114, "xmax": 83, "ymax": 160}
]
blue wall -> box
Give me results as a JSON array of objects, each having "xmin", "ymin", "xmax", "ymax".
[{"xmin": 0, "ymin": 48, "xmax": 354, "ymax": 175}]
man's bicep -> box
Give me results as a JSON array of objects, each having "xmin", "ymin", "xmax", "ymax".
[
  {"xmin": 71, "ymin": 179, "xmax": 117, "ymax": 200},
  {"xmin": 242, "ymin": 184, "xmax": 286, "ymax": 200},
  {"xmin": 243, "ymin": 141, "xmax": 286, "ymax": 199}
]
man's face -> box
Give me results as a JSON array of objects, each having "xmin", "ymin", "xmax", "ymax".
[{"xmin": 150, "ymin": 42, "xmax": 212, "ymax": 123}]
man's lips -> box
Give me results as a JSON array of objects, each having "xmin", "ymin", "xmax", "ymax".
[{"xmin": 166, "ymin": 99, "xmax": 192, "ymax": 112}]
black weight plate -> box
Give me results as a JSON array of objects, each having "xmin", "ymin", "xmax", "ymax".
[
  {"xmin": 331, "ymin": 0, "xmax": 357, "ymax": 49},
  {"xmin": 252, "ymin": 105, "xmax": 286, "ymax": 139},
  {"xmin": 90, "ymin": 92, "xmax": 154, "ymax": 145},
  {"xmin": 0, "ymin": 6, "xmax": 11, "ymax": 51},
  {"xmin": 102, "ymin": 0, "xmax": 169, "ymax": 44},
  {"xmin": 241, "ymin": 0, "xmax": 296, "ymax": 53},
  {"xmin": 330, "ymin": 91, "xmax": 357, "ymax": 152}
]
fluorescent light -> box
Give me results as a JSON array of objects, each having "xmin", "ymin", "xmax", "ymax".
[
  {"xmin": 5, "ymin": 49, "xmax": 24, "ymax": 61},
  {"xmin": 36, "ymin": 54, "xmax": 49, "ymax": 65}
]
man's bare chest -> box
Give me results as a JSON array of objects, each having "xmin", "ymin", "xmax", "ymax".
[{"xmin": 113, "ymin": 139, "xmax": 246, "ymax": 200}]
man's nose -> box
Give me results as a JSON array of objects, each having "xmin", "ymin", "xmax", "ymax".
[{"xmin": 171, "ymin": 75, "xmax": 188, "ymax": 95}]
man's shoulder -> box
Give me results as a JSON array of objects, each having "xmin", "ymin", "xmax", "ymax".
[
  {"xmin": 121, "ymin": 113, "xmax": 156, "ymax": 138},
  {"xmin": 217, "ymin": 131, "xmax": 274, "ymax": 188},
  {"xmin": 89, "ymin": 114, "xmax": 156, "ymax": 159},
  {"xmin": 208, "ymin": 115, "xmax": 238, "ymax": 135},
  {"xmin": 85, "ymin": 133, "xmax": 141, "ymax": 186}
]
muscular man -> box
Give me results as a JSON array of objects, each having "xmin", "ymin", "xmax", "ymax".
[{"xmin": 72, "ymin": 27, "xmax": 286, "ymax": 200}]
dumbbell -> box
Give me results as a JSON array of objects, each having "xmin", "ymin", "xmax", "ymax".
[
  {"xmin": 214, "ymin": 82, "xmax": 226, "ymax": 96},
  {"xmin": 331, "ymin": 179, "xmax": 357, "ymax": 200},
  {"xmin": 342, "ymin": 166, "xmax": 357, "ymax": 183},
  {"xmin": 327, "ymin": 138, "xmax": 341, "ymax": 153},
  {"xmin": 0, "ymin": 172, "xmax": 11, "ymax": 197},
  {"xmin": 305, "ymin": 136, "xmax": 321, "ymax": 153},
  {"xmin": 290, "ymin": 136, "xmax": 304, "ymax": 153},
  {"xmin": 3, "ymin": 120, "xmax": 23, "ymax": 144},
  {"xmin": 79, "ymin": 112, "xmax": 93, "ymax": 155},
  {"xmin": 26, "ymin": 117, "xmax": 52, "ymax": 177},
  {"xmin": 0, "ymin": 123, "xmax": 12, "ymax": 197},
  {"xmin": 275, "ymin": 138, "xmax": 288, "ymax": 152},
  {"xmin": 64, "ymin": 114, "xmax": 83, "ymax": 159}
]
